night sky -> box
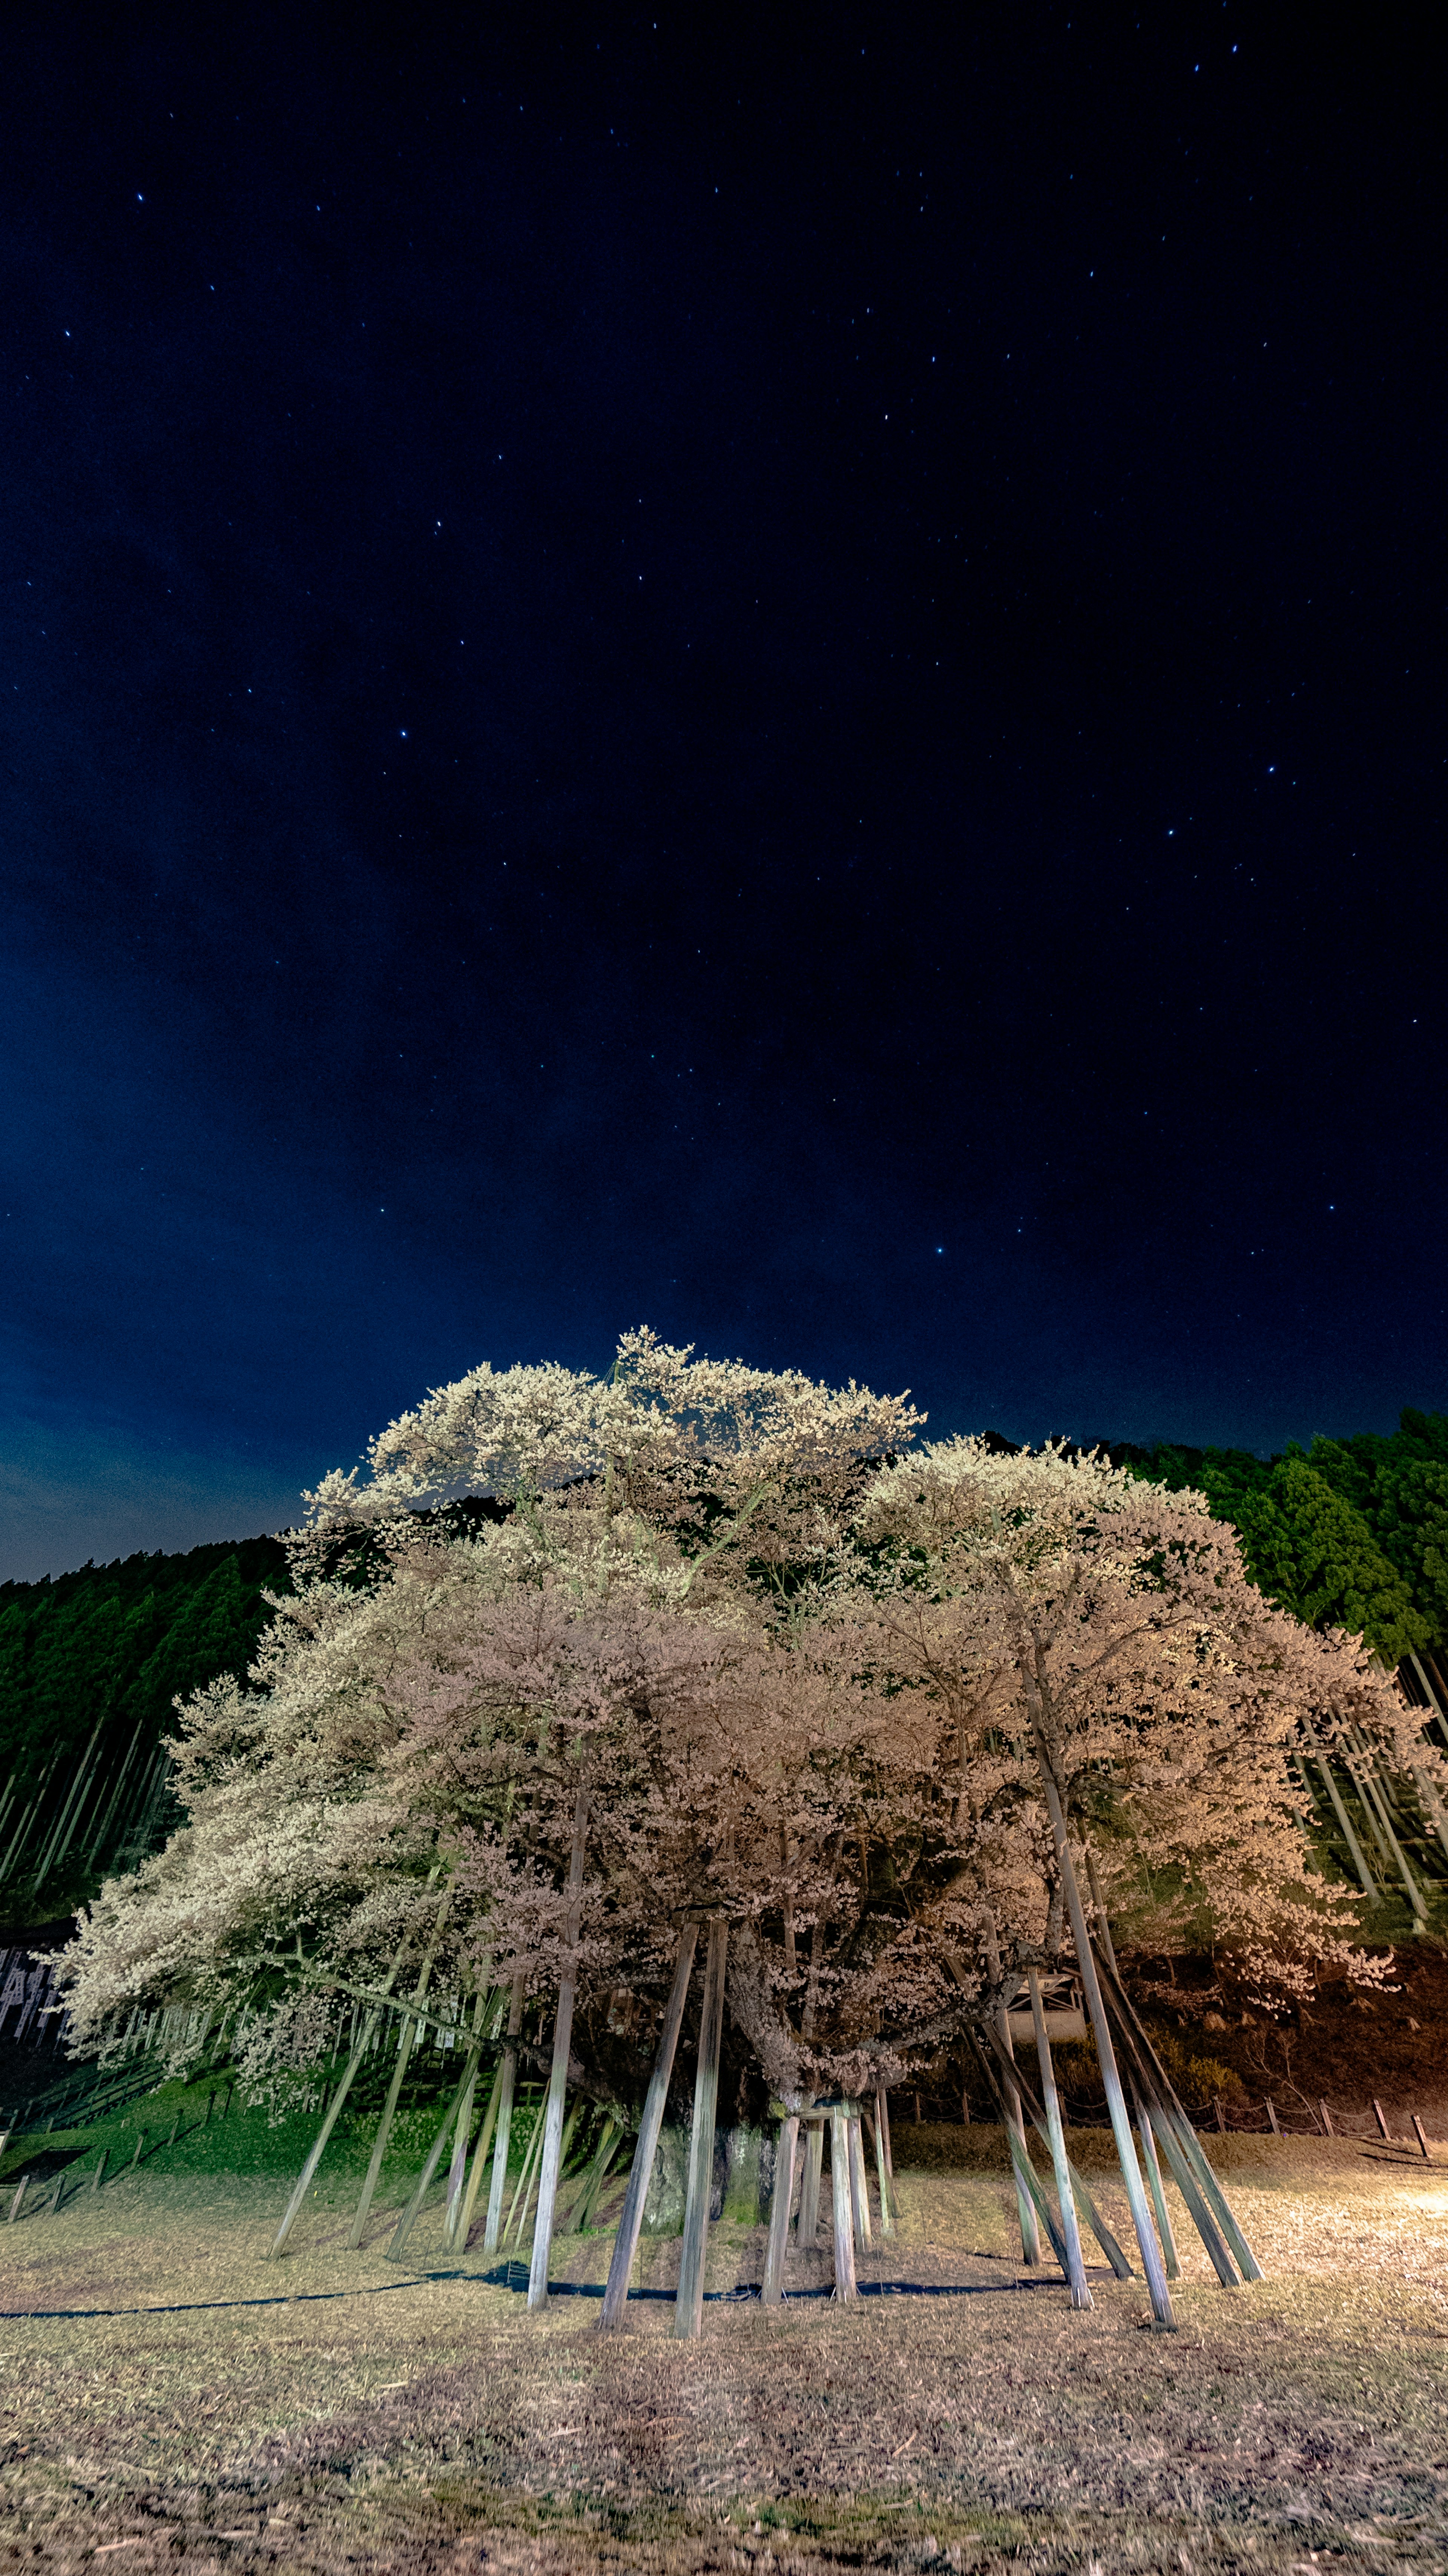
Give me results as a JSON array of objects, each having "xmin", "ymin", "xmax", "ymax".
[{"xmin": 2, "ymin": 9, "xmax": 1443, "ymax": 1581}]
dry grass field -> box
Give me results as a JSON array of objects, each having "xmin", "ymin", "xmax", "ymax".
[{"xmin": 2, "ymin": 2127, "xmax": 1447, "ymax": 2573}]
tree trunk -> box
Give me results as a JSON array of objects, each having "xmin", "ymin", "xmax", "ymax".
[
  {"xmin": 675, "ymin": 1915, "xmax": 729, "ymax": 2338},
  {"xmin": 796, "ymin": 2120, "xmax": 824, "ymax": 2247},
  {"xmin": 528, "ymin": 1788, "xmax": 591, "ymax": 2312},
  {"xmin": 1346, "ymin": 1750, "xmax": 1428, "ymax": 1923},
  {"xmin": 761, "ymin": 2115, "xmax": 798, "ymax": 2304},
  {"xmin": 32, "ymin": 1724, "xmax": 104, "ymax": 1890},
  {"xmin": 569, "ymin": 2111, "xmax": 624, "ymax": 2232},
  {"xmin": 273, "ymin": 1883, "xmax": 443, "ymax": 2261},
  {"xmin": 600, "ymin": 1923, "xmax": 699, "ymax": 2330},
  {"xmin": 269, "ymin": 2003, "xmax": 382, "ymax": 2257}
]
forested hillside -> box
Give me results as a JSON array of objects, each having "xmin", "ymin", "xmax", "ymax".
[
  {"xmin": 1100, "ymin": 1406, "xmax": 1448, "ymax": 1682},
  {"xmin": 0, "ymin": 1537, "xmax": 289, "ymax": 1926}
]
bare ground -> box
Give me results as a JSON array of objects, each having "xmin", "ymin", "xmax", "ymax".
[{"xmin": 2, "ymin": 2134, "xmax": 1447, "ymax": 2572}]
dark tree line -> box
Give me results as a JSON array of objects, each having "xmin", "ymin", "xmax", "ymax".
[
  {"xmin": 1097, "ymin": 1407, "xmax": 1448, "ymax": 1672},
  {"xmin": 0, "ymin": 1537, "xmax": 289, "ymax": 1922}
]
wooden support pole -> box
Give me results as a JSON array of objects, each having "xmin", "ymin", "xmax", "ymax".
[
  {"xmin": 1091, "ymin": 1940, "xmax": 1264, "ymax": 2284},
  {"xmin": 600, "ymin": 1924, "xmax": 699, "ymax": 2331},
  {"xmin": 504, "ymin": 2097, "xmax": 547, "ymax": 2244},
  {"xmin": 1266, "ymin": 2097, "xmax": 1282, "ymax": 2136},
  {"xmin": 967, "ymin": 2024, "xmax": 1075, "ymax": 2278},
  {"xmin": 1129, "ymin": 2076, "xmax": 1180, "ymax": 2279},
  {"xmin": 1373, "ymin": 2097, "xmax": 1390, "ymax": 2141},
  {"xmin": 91, "ymin": 2149, "xmax": 107, "ymax": 2194},
  {"xmin": 848, "ymin": 2115, "xmax": 871, "ymax": 2250},
  {"xmin": 569, "ymin": 2111, "xmax": 623, "ymax": 2233},
  {"xmin": 761, "ymin": 2115, "xmax": 798, "ymax": 2305},
  {"xmin": 348, "ymin": 1884, "xmax": 451, "ymax": 2250},
  {"xmin": 871, "ymin": 2089, "xmax": 896, "ymax": 2238},
  {"xmin": 528, "ymin": 1787, "xmax": 591, "ymax": 2313},
  {"xmin": 452, "ymin": 2055, "xmax": 506, "ymax": 2253},
  {"xmin": 976, "ymin": 2016, "xmax": 1133, "ymax": 2277},
  {"xmin": 829, "ymin": 2109, "xmax": 856, "ymax": 2301},
  {"xmin": 675, "ymin": 1916, "xmax": 729, "ymax": 2339},
  {"xmin": 1413, "ymin": 2113, "xmax": 1433, "ymax": 2161},
  {"xmin": 442, "ymin": 1996, "xmax": 485, "ymax": 2247},
  {"xmin": 862, "ymin": 2110, "xmax": 888, "ymax": 2225},
  {"xmin": 270, "ymin": 2002, "xmax": 383, "ymax": 2257},
  {"xmin": 1028, "ymin": 1969, "xmax": 1092, "ymax": 2310},
  {"xmin": 796, "ymin": 2120, "xmax": 824, "ymax": 2248},
  {"xmin": 483, "ymin": 1973, "xmax": 526, "ymax": 2253},
  {"xmin": 523, "ymin": 2101, "xmax": 579, "ymax": 2278},
  {"xmin": 389, "ymin": 2032, "xmax": 487, "ymax": 2258},
  {"xmin": 1145, "ymin": 2108, "xmax": 1239, "ymax": 2286},
  {"xmin": 6, "ymin": 2174, "xmax": 27, "ymax": 2224},
  {"xmin": 1033, "ymin": 1759, "xmax": 1175, "ymax": 2327},
  {"xmin": 1319, "ymin": 2099, "xmax": 1334, "ymax": 2138},
  {"xmin": 983, "ymin": 1914, "xmax": 1040, "ymax": 2266}
]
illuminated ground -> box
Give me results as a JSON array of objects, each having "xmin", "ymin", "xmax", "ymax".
[{"xmin": 2, "ymin": 2132, "xmax": 1446, "ymax": 2571}]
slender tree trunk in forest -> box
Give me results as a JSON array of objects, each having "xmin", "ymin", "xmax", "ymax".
[
  {"xmin": 86, "ymin": 1725, "xmax": 143, "ymax": 1869},
  {"xmin": 32, "ymin": 1726, "xmax": 103, "ymax": 1889},
  {"xmin": 1345, "ymin": 1749, "xmax": 1428, "ymax": 1922},
  {"xmin": 567, "ymin": 2110, "xmax": 623, "ymax": 2233},
  {"xmin": 600, "ymin": 1922, "xmax": 698, "ymax": 2330},
  {"xmin": 675, "ymin": 1915, "xmax": 728, "ymax": 2339},
  {"xmin": 1310, "ymin": 1749, "xmax": 1379, "ymax": 1899},
  {"xmin": 528, "ymin": 1787, "xmax": 591, "ymax": 2312}
]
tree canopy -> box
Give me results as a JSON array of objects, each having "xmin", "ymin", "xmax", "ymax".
[{"xmin": 56, "ymin": 1338, "xmax": 1431, "ymax": 2123}]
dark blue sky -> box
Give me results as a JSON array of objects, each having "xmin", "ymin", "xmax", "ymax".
[{"xmin": 2, "ymin": 6, "xmax": 1443, "ymax": 1580}]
